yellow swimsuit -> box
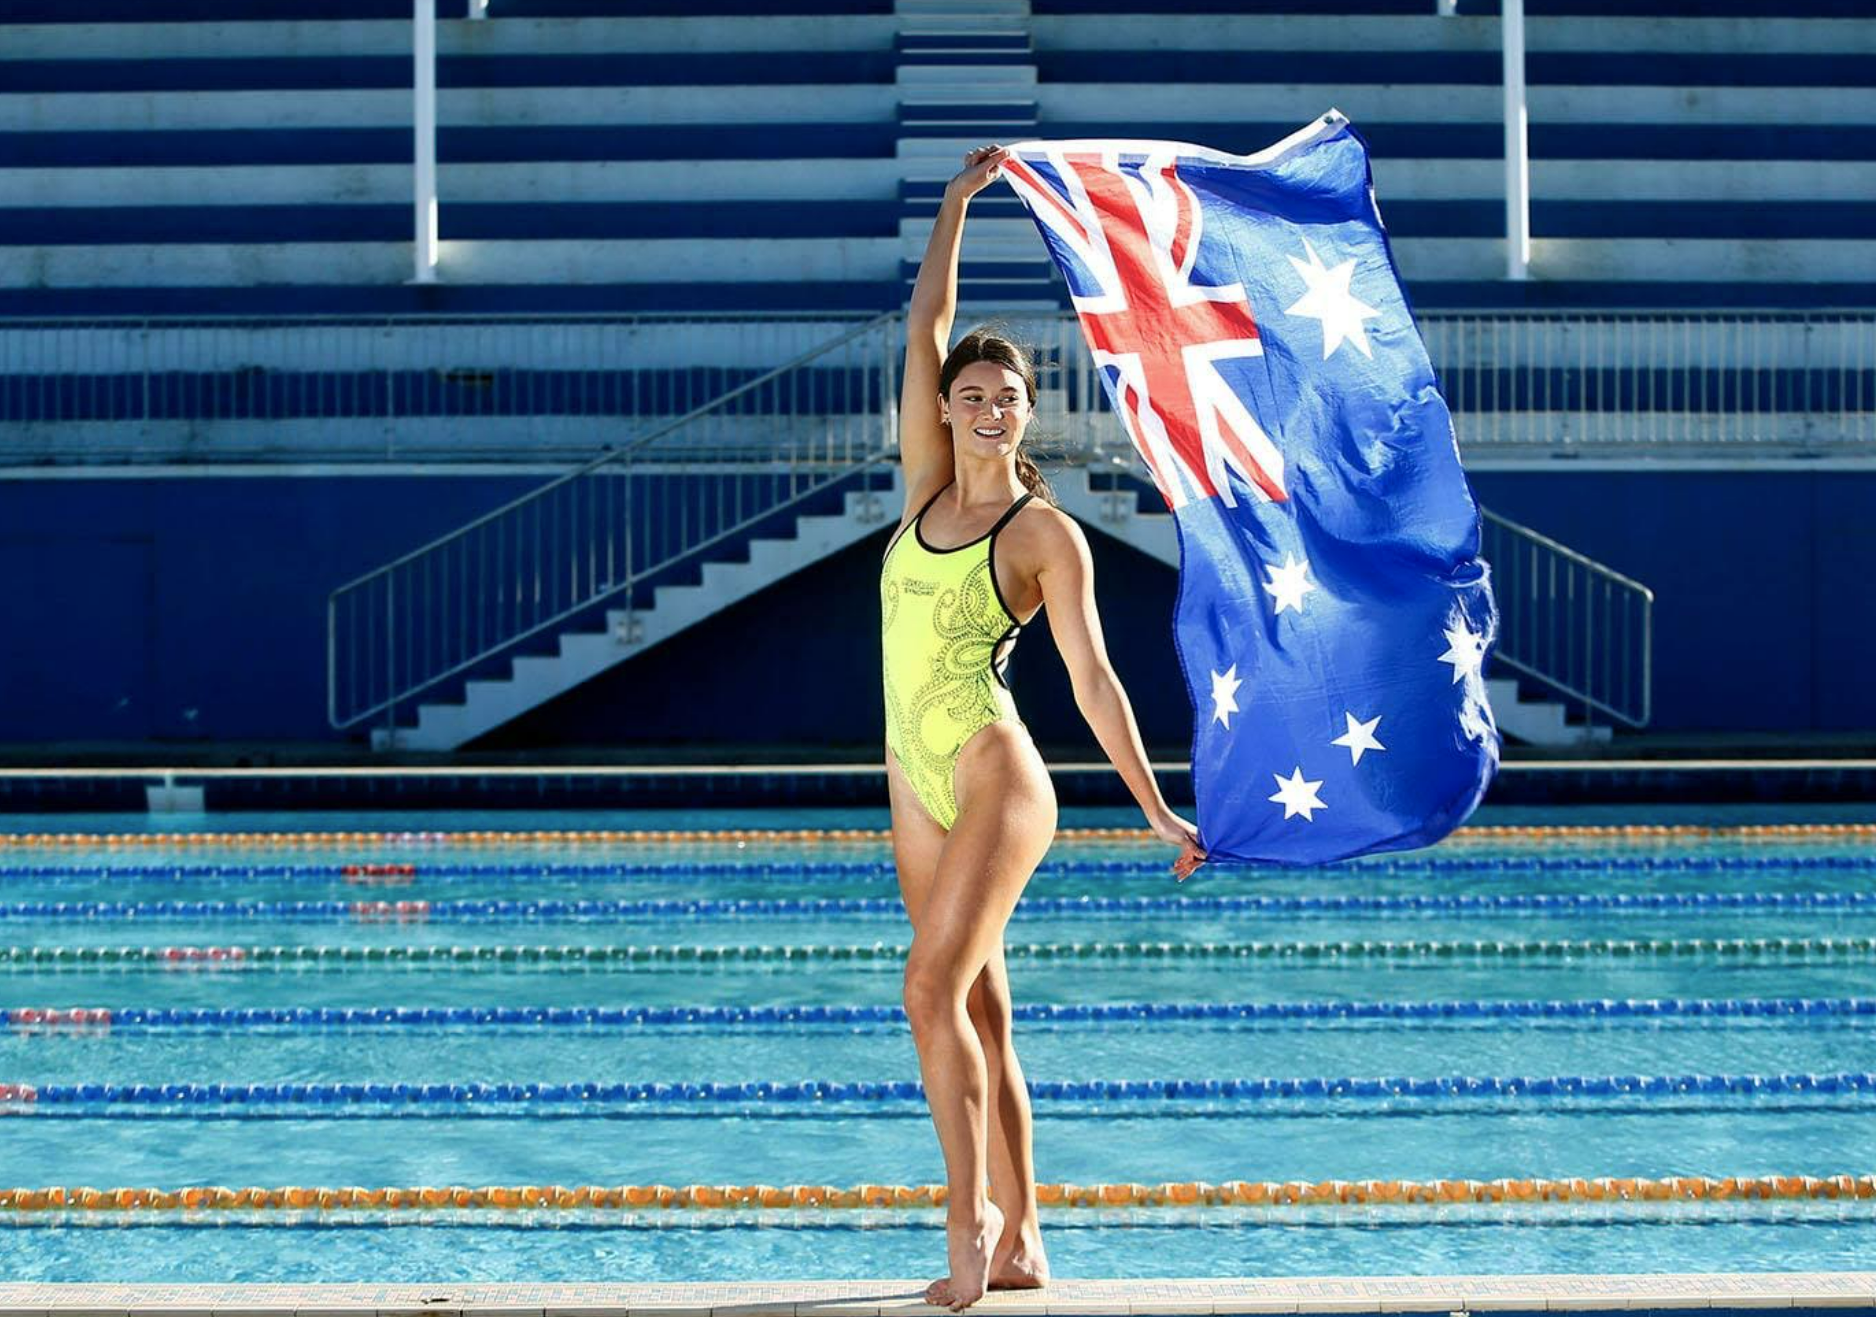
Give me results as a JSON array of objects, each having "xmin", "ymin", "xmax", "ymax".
[{"xmin": 880, "ymin": 482, "xmax": 1036, "ymax": 830}]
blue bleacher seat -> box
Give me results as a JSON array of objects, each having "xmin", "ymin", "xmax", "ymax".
[{"xmin": 1, "ymin": 3, "xmax": 1870, "ymax": 317}]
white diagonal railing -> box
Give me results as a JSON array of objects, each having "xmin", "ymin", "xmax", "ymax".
[
  {"xmin": 1480, "ymin": 510, "xmax": 1654, "ymax": 728},
  {"xmin": 327, "ymin": 313, "xmax": 901, "ymax": 732}
]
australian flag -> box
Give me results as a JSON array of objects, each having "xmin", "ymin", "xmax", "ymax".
[{"xmin": 1003, "ymin": 112, "xmax": 1499, "ymax": 865}]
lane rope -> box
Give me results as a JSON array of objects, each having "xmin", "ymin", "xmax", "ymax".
[
  {"xmin": 0, "ymin": 822, "xmax": 1869, "ymax": 850},
  {"xmin": 6, "ymin": 935, "xmax": 1874, "ymax": 970},
  {"xmin": 3, "ymin": 1173, "xmax": 1874, "ymax": 1213},
  {"xmin": 4, "ymin": 1071, "xmax": 1874, "ymax": 1111},
  {"xmin": 3, "ymin": 889, "xmax": 1874, "ymax": 924},
  {"xmin": 12, "ymin": 995, "xmax": 1874, "ymax": 1034},
  {"xmin": 4, "ymin": 854, "xmax": 1874, "ymax": 885}
]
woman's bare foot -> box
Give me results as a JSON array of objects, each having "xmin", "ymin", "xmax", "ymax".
[
  {"xmin": 988, "ymin": 1214, "xmax": 1049, "ymax": 1290},
  {"xmin": 923, "ymin": 1201, "xmax": 1004, "ymax": 1311}
]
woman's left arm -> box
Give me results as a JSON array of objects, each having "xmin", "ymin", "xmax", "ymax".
[{"xmin": 1036, "ymin": 513, "xmax": 1206, "ymax": 881}]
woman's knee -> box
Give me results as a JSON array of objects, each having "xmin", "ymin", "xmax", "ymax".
[
  {"xmin": 965, "ymin": 966, "xmax": 1013, "ymax": 1044},
  {"xmin": 903, "ymin": 954, "xmax": 971, "ymax": 1032}
]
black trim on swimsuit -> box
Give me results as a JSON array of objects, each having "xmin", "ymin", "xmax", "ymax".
[
  {"xmin": 984, "ymin": 492, "xmax": 1035, "ymax": 688},
  {"xmin": 990, "ymin": 621, "xmax": 1022, "ymax": 692},
  {"xmin": 983, "ymin": 491, "xmax": 1033, "ymax": 626},
  {"xmin": 883, "ymin": 480, "xmax": 955, "ymax": 561},
  {"xmin": 914, "ymin": 484, "xmax": 1035, "ymax": 556}
]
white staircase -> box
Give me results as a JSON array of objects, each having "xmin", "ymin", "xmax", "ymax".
[
  {"xmin": 375, "ymin": 474, "xmax": 901, "ymax": 751},
  {"xmin": 895, "ymin": 0, "xmax": 1056, "ymax": 305},
  {"xmin": 1051, "ymin": 465, "xmax": 1613, "ymax": 748}
]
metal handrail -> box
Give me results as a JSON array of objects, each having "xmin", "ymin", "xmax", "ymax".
[
  {"xmin": 327, "ymin": 315, "xmax": 900, "ymax": 591},
  {"xmin": 327, "ymin": 312, "xmax": 902, "ymax": 734},
  {"xmin": 1480, "ymin": 508, "xmax": 1655, "ymax": 728},
  {"xmin": 5, "ymin": 308, "xmax": 1868, "ymax": 464}
]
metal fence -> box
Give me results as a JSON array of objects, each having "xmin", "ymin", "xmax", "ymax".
[
  {"xmin": 327, "ymin": 313, "xmax": 900, "ymax": 732},
  {"xmin": 1481, "ymin": 508, "xmax": 1654, "ymax": 727},
  {"xmin": 0, "ymin": 313, "xmax": 875, "ymax": 463},
  {"xmin": 1418, "ymin": 311, "xmax": 1876, "ymax": 451},
  {"xmin": 5, "ymin": 310, "xmax": 1872, "ymax": 464}
]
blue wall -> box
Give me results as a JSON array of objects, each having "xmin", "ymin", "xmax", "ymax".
[{"xmin": 1, "ymin": 469, "xmax": 1871, "ymax": 748}]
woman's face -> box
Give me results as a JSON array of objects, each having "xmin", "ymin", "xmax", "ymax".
[{"xmin": 943, "ymin": 360, "xmax": 1031, "ymax": 460}]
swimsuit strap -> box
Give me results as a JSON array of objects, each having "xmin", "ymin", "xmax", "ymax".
[
  {"xmin": 988, "ymin": 491, "xmax": 1035, "ymax": 537},
  {"xmin": 911, "ymin": 480, "xmax": 955, "ymax": 527},
  {"xmin": 885, "ymin": 479, "xmax": 956, "ymax": 557}
]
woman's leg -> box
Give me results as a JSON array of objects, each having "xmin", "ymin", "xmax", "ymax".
[
  {"xmin": 902, "ymin": 723, "xmax": 1057, "ymax": 1311},
  {"xmin": 966, "ymin": 949, "xmax": 1048, "ymax": 1288},
  {"xmin": 889, "ymin": 751, "xmax": 1048, "ymax": 1294}
]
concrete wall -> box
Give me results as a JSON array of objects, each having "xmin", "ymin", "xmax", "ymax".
[{"xmin": 1, "ymin": 468, "xmax": 1871, "ymax": 750}]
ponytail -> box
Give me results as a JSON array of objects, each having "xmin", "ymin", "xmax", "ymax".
[{"xmin": 1014, "ymin": 447, "xmax": 1055, "ymax": 505}]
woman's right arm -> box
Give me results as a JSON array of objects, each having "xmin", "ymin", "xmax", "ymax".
[{"xmin": 899, "ymin": 145, "xmax": 1010, "ymax": 508}]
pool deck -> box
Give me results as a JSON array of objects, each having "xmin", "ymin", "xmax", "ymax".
[{"xmin": 3, "ymin": 1275, "xmax": 1874, "ymax": 1317}]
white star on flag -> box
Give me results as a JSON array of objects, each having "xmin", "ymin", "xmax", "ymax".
[
  {"xmin": 1268, "ymin": 767, "xmax": 1326, "ymax": 821},
  {"xmin": 1262, "ymin": 554, "xmax": 1316, "ymax": 615},
  {"xmin": 1283, "ymin": 237, "xmax": 1381, "ymax": 360},
  {"xmin": 1331, "ymin": 712, "xmax": 1386, "ymax": 765},
  {"xmin": 1437, "ymin": 620, "xmax": 1488, "ymax": 684},
  {"xmin": 1210, "ymin": 664, "xmax": 1243, "ymax": 728}
]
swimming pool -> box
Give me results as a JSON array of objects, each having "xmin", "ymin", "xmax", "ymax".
[{"xmin": 3, "ymin": 809, "xmax": 1874, "ymax": 1283}]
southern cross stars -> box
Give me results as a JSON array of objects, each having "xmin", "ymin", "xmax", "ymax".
[
  {"xmin": 1283, "ymin": 237, "xmax": 1381, "ymax": 360},
  {"xmin": 1262, "ymin": 554, "xmax": 1316, "ymax": 615},
  {"xmin": 1332, "ymin": 711, "xmax": 1385, "ymax": 765},
  {"xmin": 1437, "ymin": 619, "xmax": 1488, "ymax": 684},
  {"xmin": 1210, "ymin": 664, "xmax": 1243, "ymax": 729},
  {"xmin": 1268, "ymin": 767, "xmax": 1326, "ymax": 821}
]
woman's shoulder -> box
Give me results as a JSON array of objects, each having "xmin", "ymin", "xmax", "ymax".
[{"xmin": 1003, "ymin": 495, "xmax": 1090, "ymax": 564}]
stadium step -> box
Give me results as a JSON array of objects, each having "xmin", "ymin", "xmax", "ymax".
[
  {"xmin": 893, "ymin": 0, "xmax": 1052, "ymax": 304},
  {"xmin": 373, "ymin": 473, "xmax": 904, "ymax": 752}
]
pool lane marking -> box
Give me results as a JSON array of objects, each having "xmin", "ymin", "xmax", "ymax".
[
  {"xmin": 12, "ymin": 996, "xmax": 1875, "ymax": 1034},
  {"xmin": 6, "ymin": 935, "xmax": 1876, "ymax": 970},
  {"xmin": 0, "ymin": 821, "xmax": 1871, "ymax": 849},
  {"xmin": 3, "ymin": 1173, "xmax": 1875, "ymax": 1213},
  {"xmin": 4, "ymin": 1071, "xmax": 1875, "ymax": 1111},
  {"xmin": 5, "ymin": 854, "xmax": 1875, "ymax": 885},
  {"xmin": 3, "ymin": 889, "xmax": 1875, "ymax": 923}
]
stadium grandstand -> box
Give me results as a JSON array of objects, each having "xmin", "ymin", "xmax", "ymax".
[{"xmin": 0, "ymin": 0, "xmax": 1870, "ymax": 770}]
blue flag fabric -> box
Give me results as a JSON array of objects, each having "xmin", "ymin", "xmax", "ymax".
[{"xmin": 1002, "ymin": 113, "xmax": 1498, "ymax": 865}]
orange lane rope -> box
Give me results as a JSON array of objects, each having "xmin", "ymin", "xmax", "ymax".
[
  {"xmin": 4, "ymin": 1174, "xmax": 1875, "ymax": 1213},
  {"xmin": 0, "ymin": 823, "xmax": 1871, "ymax": 849}
]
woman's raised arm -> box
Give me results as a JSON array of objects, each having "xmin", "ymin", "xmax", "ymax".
[{"xmin": 899, "ymin": 145, "xmax": 1010, "ymax": 508}]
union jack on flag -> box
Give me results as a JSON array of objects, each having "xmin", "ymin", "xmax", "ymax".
[{"xmin": 1004, "ymin": 113, "xmax": 1499, "ymax": 865}]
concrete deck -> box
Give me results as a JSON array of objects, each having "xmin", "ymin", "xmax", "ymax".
[{"xmin": 2, "ymin": 1275, "xmax": 1874, "ymax": 1317}]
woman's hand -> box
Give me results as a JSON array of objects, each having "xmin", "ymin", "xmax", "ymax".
[
  {"xmin": 944, "ymin": 144, "xmax": 1012, "ymax": 204},
  {"xmin": 1150, "ymin": 808, "xmax": 1206, "ymax": 883}
]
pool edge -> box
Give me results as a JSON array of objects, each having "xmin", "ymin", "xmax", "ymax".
[{"xmin": 1, "ymin": 1273, "xmax": 1873, "ymax": 1316}]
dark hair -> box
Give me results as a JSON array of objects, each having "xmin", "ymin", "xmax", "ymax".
[{"xmin": 938, "ymin": 328, "xmax": 1055, "ymax": 505}]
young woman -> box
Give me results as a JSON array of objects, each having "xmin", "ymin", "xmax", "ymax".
[{"xmin": 882, "ymin": 144, "xmax": 1206, "ymax": 1312}]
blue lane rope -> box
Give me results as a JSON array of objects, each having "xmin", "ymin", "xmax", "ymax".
[
  {"xmin": 2, "ymin": 853, "xmax": 1873, "ymax": 885},
  {"xmin": 11, "ymin": 1071, "xmax": 1876, "ymax": 1112},
  {"xmin": 2, "ymin": 890, "xmax": 1875, "ymax": 923},
  {"xmin": 20, "ymin": 996, "xmax": 1874, "ymax": 1033},
  {"xmin": 8, "ymin": 935, "xmax": 1876, "ymax": 969}
]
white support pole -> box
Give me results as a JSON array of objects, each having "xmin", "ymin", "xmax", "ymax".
[
  {"xmin": 411, "ymin": 0, "xmax": 439, "ymax": 284},
  {"xmin": 1502, "ymin": 0, "xmax": 1531, "ymax": 280},
  {"xmin": 467, "ymin": 0, "xmax": 488, "ymax": 18}
]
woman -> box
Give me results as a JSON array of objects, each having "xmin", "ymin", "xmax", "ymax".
[{"xmin": 883, "ymin": 144, "xmax": 1207, "ymax": 1312}]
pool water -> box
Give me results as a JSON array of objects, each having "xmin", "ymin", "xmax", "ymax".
[{"xmin": 2, "ymin": 810, "xmax": 1874, "ymax": 1281}]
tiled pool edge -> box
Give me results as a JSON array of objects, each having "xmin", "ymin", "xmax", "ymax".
[{"xmin": 2, "ymin": 1275, "xmax": 1874, "ymax": 1316}]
